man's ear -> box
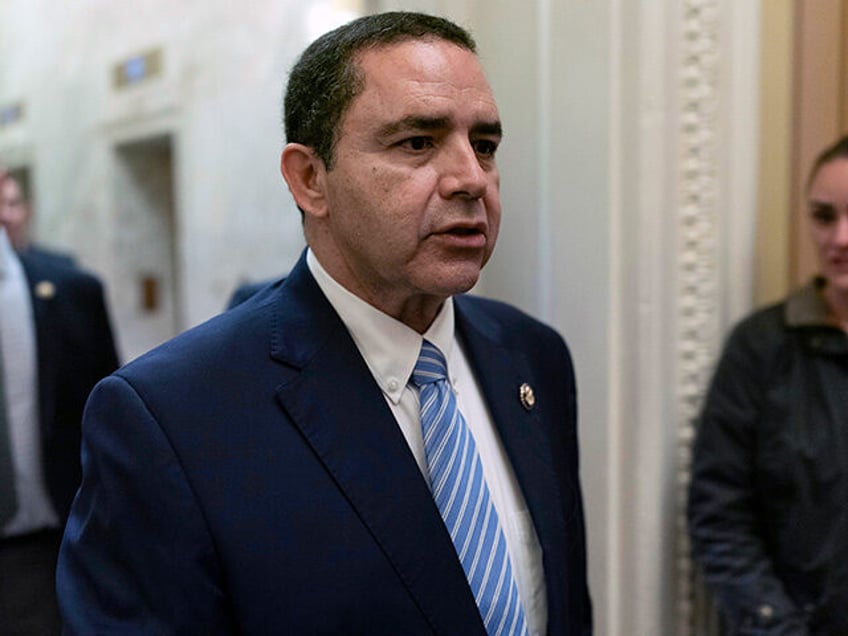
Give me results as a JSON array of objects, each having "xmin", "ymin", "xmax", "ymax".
[{"xmin": 280, "ymin": 143, "xmax": 328, "ymax": 218}]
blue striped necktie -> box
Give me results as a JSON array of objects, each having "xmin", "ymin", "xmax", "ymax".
[{"xmin": 412, "ymin": 340, "xmax": 528, "ymax": 636}]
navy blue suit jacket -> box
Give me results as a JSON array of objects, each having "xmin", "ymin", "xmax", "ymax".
[
  {"xmin": 57, "ymin": 252, "xmax": 591, "ymax": 635},
  {"xmin": 18, "ymin": 246, "xmax": 119, "ymax": 522},
  {"xmin": 226, "ymin": 278, "xmax": 277, "ymax": 310}
]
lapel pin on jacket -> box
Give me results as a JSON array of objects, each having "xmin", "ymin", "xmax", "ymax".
[
  {"xmin": 519, "ymin": 382, "xmax": 535, "ymax": 411},
  {"xmin": 35, "ymin": 280, "xmax": 56, "ymax": 300}
]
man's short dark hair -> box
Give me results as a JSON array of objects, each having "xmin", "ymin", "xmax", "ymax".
[{"xmin": 284, "ymin": 11, "xmax": 477, "ymax": 169}]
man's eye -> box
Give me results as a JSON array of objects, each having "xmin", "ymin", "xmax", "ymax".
[
  {"xmin": 401, "ymin": 137, "xmax": 433, "ymax": 151},
  {"xmin": 473, "ymin": 139, "xmax": 498, "ymax": 158}
]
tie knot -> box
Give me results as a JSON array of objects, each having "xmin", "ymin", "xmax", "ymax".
[{"xmin": 411, "ymin": 340, "xmax": 448, "ymax": 387}]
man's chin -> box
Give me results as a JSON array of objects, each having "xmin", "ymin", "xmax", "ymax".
[
  {"xmin": 420, "ymin": 275, "xmax": 480, "ymax": 299},
  {"xmin": 409, "ymin": 253, "xmax": 488, "ymax": 296}
]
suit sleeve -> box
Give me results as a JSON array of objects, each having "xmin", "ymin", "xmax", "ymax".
[
  {"xmin": 686, "ymin": 323, "xmax": 809, "ymax": 636},
  {"xmin": 57, "ymin": 375, "xmax": 235, "ymax": 635}
]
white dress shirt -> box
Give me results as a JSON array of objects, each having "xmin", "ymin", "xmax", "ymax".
[
  {"xmin": 306, "ymin": 249, "xmax": 547, "ymax": 634},
  {"xmin": 0, "ymin": 229, "xmax": 60, "ymax": 537}
]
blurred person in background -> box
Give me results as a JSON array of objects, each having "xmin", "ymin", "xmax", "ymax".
[
  {"xmin": 0, "ymin": 172, "xmax": 75, "ymax": 267},
  {"xmin": 0, "ymin": 169, "xmax": 119, "ymax": 635},
  {"xmin": 688, "ymin": 135, "xmax": 848, "ymax": 635},
  {"xmin": 0, "ymin": 170, "xmax": 29, "ymax": 252}
]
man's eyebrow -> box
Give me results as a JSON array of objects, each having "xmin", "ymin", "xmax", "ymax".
[
  {"xmin": 377, "ymin": 116, "xmax": 503, "ymax": 138},
  {"xmin": 378, "ymin": 116, "xmax": 451, "ymax": 138},
  {"xmin": 471, "ymin": 121, "xmax": 503, "ymax": 137}
]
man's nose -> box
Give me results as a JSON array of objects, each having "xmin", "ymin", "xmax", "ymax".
[{"xmin": 438, "ymin": 140, "xmax": 489, "ymax": 200}]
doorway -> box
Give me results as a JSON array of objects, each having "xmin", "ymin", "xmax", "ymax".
[{"xmin": 112, "ymin": 134, "xmax": 180, "ymax": 362}]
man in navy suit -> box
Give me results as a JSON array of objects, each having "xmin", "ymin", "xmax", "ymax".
[
  {"xmin": 57, "ymin": 12, "xmax": 592, "ymax": 635},
  {"xmin": 0, "ymin": 171, "xmax": 119, "ymax": 633}
]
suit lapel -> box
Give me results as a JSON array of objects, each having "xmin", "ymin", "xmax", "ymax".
[
  {"xmin": 18, "ymin": 252, "xmax": 56, "ymax": 435},
  {"xmin": 270, "ymin": 255, "xmax": 486, "ymax": 636},
  {"xmin": 455, "ymin": 297, "xmax": 571, "ymax": 631},
  {"xmin": 19, "ymin": 251, "xmax": 54, "ymax": 350}
]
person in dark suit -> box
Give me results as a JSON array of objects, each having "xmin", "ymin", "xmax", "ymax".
[
  {"xmin": 0, "ymin": 172, "xmax": 119, "ymax": 634},
  {"xmin": 56, "ymin": 12, "xmax": 592, "ymax": 635}
]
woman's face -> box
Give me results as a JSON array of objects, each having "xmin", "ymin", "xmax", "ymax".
[{"xmin": 807, "ymin": 157, "xmax": 848, "ymax": 293}]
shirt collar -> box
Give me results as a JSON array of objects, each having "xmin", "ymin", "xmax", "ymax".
[
  {"xmin": 0, "ymin": 228, "xmax": 14, "ymax": 278},
  {"xmin": 306, "ymin": 248, "xmax": 455, "ymax": 404},
  {"xmin": 786, "ymin": 276, "xmax": 836, "ymax": 327}
]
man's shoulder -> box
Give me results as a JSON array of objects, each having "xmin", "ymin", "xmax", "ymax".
[
  {"xmin": 226, "ymin": 278, "xmax": 278, "ymax": 309},
  {"xmin": 24, "ymin": 244, "xmax": 77, "ymax": 268},
  {"xmin": 121, "ymin": 295, "xmax": 274, "ymax": 382},
  {"xmin": 19, "ymin": 246, "xmax": 109, "ymax": 299},
  {"xmin": 19, "ymin": 245, "xmax": 95, "ymax": 281},
  {"xmin": 456, "ymin": 294, "xmax": 559, "ymax": 333},
  {"xmin": 455, "ymin": 294, "xmax": 568, "ymax": 356}
]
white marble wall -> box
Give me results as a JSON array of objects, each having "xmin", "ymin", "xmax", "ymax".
[{"xmin": 0, "ymin": 0, "xmax": 367, "ymax": 359}]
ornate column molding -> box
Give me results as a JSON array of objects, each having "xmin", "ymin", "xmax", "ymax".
[
  {"xmin": 676, "ymin": 1, "xmax": 722, "ymax": 633},
  {"xmin": 675, "ymin": 1, "xmax": 759, "ymax": 634}
]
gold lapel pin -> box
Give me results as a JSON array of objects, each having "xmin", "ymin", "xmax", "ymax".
[
  {"xmin": 519, "ymin": 383, "xmax": 536, "ymax": 411},
  {"xmin": 35, "ymin": 280, "xmax": 56, "ymax": 300}
]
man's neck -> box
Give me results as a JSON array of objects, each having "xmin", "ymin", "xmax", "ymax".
[{"xmin": 306, "ymin": 246, "xmax": 446, "ymax": 334}]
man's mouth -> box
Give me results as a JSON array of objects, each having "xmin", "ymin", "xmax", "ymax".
[{"xmin": 434, "ymin": 225, "xmax": 487, "ymax": 248}]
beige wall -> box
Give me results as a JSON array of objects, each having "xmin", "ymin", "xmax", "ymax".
[
  {"xmin": 755, "ymin": 0, "xmax": 848, "ymax": 304},
  {"xmin": 792, "ymin": 0, "xmax": 846, "ymax": 287},
  {"xmin": 755, "ymin": 0, "xmax": 793, "ymax": 306}
]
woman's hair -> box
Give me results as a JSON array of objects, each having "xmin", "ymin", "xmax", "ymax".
[{"xmin": 808, "ymin": 134, "xmax": 848, "ymax": 190}]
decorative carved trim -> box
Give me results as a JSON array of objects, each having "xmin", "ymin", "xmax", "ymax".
[{"xmin": 677, "ymin": 1, "xmax": 722, "ymax": 634}]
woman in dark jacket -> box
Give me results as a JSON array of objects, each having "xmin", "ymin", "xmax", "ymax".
[{"xmin": 688, "ymin": 135, "xmax": 848, "ymax": 636}]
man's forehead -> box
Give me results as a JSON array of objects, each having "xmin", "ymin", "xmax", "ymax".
[
  {"xmin": 351, "ymin": 42, "xmax": 496, "ymax": 114},
  {"xmin": 354, "ymin": 38, "xmax": 488, "ymax": 84}
]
